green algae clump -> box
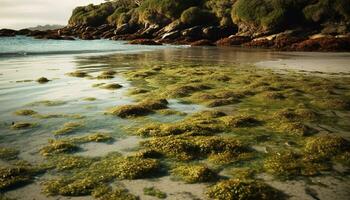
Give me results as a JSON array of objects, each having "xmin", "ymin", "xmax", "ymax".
[
  {"xmin": 304, "ymin": 135, "xmax": 350, "ymax": 159},
  {"xmin": 0, "ymin": 147, "xmax": 19, "ymax": 160},
  {"xmin": 171, "ymin": 164, "xmax": 218, "ymax": 183},
  {"xmin": 83, "ymin": 97, "xmax": 97, "ymax": 101},
  {"xmin": 101, "ymin": 83, "xmax": 123, "ymax": 90},
  {"xmin": 222, "ymin": 115, "xmax": 261, "ymax": 128},
  {"xmin": 40, "ymin": 140, "xmax": 79, "ymax": 156},
  {"xmin": 139, "ymin": 99, "xmax": 169, "ymax": 110},
  {"xmin": 11, "ymin": 122, "xmax": 36, "ymax": 129},
  {"xmin": 49, "ymin": 155, "xmax": 94, "ymax": 171},
  {"xmin": 107, "ymin": 105, "xmax": 152, "ymax": 118},
  {"xmin": 67, "ymin": 71, "xmax": 88, "ymax": 78},
  {"xmin": 36, "ymin": 77, "xmax": 50, "ymax": 83},
  {"xmin": 94, "ymin": 187, "xmax": 139, "ymax": 200},
  {"xmin": 143, "ymin": 187, "xmax": 167, "ymax": 199},
  {"xmin": 14, "ymin": 109, "xmax": 37, "ymax": 116},
  {"xmin": 0, "ymin": 164, "xmax": 43, "ymax": 192},
  {"xmin": 206, "ymin": 179, "xmax": 282, "ymax": 200},
  {"xmin": 53, "ymin": 122, "xmax": 84, "ymax": 135}
]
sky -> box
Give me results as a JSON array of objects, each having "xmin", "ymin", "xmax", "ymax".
[{"xmin": 0, "ymin": 0, "xmax": 105, "ymax": 30}]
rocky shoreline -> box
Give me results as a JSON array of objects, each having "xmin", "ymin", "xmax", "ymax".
[{"xmin": 2, "ymin": 24, "xmax": 350, "ymax": 52}]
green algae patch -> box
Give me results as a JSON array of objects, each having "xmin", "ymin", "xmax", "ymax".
[
  {"xmin": 304, "ymin": 135, "xmax": 350, "ymax": 159},
  {"xmin": 40, "ymin": 140, "xmax": 79, "ymax": 156},
  {"xmin": 64, "ymin": 132, "xmax": 114, "ymax": 144},
  {"xmin": 171, "ymin": 164, "xmax": 218, "ymax": 183},
  {"xmin": 53, "ymin": 121, "xmax": 84, "ymax": 135},
  {"xmin": 101, "ymin": 83, "xmax": 123, "ymax": 90},
  {"xmin": 143, "ymin": 187, "xmax": 167, "ymax": 199},
  {"xmin": 139, "ymin": 98, "xmax": 168, "ymax": 110},
  {"xmin": 264, "ymin": 151, "xmax": 331, "ymax": 179},
  {"xmin": 134, "ymin": 149, "xmax": 163, "ymax": 159},
  {"xmin": 14, "ymin": 109, "xmax": 37, "ymax": 116},
  {"xmin": 167, "ymin": 84, "xmax": 212, "ymax": 98},
  {"xmin": 206, "ymin": 179, "xmax": 283, "ymax": 200},
  {"xmin": 141, "ymin": 136, "xmax": 248, "ymax": 161},
  {"xmin": 83, "ymin": 97, "xmax": 97, "ymax": 101},
  {"xmin": 67, "ymin": 71, "xmax": 88, "ymax": 78},
  {"xmin": 0, "ymin": 147, "xmax": 19, "ymax": 160},
  {"xmin": 36, "ymin": 77, "xmax": 50, "ymax": 83},
  {"xmin": 107, "ymin": 105, "xmax": 152, "ymax": 118},
  {"xmin": 128, "ymin": 88, "xmax": 149, "ymax": 95},
  {"xmin": 28, "ymin": 100, "xmax": 66, "ymax": 107},
  {"xmin": 93, "ymin": 187, "xmax": 139, "ymax": 200},
  {"xmin": 221, "ymin": 115, "xmax": 261, "ymax": 128},
  {"xmin": 49, "ymin": 155, "xmax": 94, "ymax": 171},
  {"xmin": 0, "ymin": 164, "xmax": 45, "ymax": 192},
  {"xmin": 42, "ymin": 154, "xmax": 160, "ymax": 197},
  {"xmin": 11, "ymin": 122, "xmax": 37, "ymax": 129},
  {"xmin": 138, "ymin": 111, "xmax": 226, "ymax": 137},
  {"xmin": 312, "ymin": 98, "xmax": 350, "ymax": 110}
]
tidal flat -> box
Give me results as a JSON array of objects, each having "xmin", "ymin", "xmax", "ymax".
[{"xmin": 0, "ymin": 46, "xmax": 350, "ymax": 200}]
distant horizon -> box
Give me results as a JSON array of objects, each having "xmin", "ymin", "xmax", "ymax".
[{"xmin": 0, "ymin": 0, "xmax": 104, "ymax": 30}]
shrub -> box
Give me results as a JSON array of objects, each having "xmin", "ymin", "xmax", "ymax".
[
  {"xmin": 180, "ymin": 7, "xmax": 217, "ymax": 26},
  {"xmin": 231, "ymin": 0, "xmax": 306, "ymax": 31},
  {"xmin": 303, "ymin": 0, "xmax": 350, "ymax": 23}
]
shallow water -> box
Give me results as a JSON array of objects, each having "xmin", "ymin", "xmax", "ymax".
[{"xmin": 1, "ymin": 37, "xmax": 350, "ymax": 199}]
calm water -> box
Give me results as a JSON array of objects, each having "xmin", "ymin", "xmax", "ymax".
[{"xmin": 1, "ymin": 36, "xmax": 350, "ymax": 199}]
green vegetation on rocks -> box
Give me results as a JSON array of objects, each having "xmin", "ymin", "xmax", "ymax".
[
  {"xmin": 171, "ymin": 164, "xmax": 218, "ymax": 183},
  {"xmin": 206, "ymin": 179, "xmax": 283, "ymax": 200}
]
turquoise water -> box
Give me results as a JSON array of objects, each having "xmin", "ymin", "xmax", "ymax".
[{"xmin": 0, "ymin": 36, "xmax": 171, "ymax": 57}]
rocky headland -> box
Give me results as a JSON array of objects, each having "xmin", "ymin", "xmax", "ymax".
[{"xmin": 1, "ymin": 0, "xmax": 350, "ymax": 51}]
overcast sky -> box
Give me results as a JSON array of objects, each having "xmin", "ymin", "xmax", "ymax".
[{"xmin": 0, "ymin": 0, "xmax": 105, "ymax": 30}]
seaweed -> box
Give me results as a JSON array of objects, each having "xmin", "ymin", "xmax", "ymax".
[
  {"xmin": 53, "ymin": 122, "xmax": 84, "ymax": 135},
  {"xmin": 106, "ymin": 105, "xmax": 152, "ymax": 118},
  {"xmin": 171, "ymin": 164, "xmax": 218, "ymax": 183},
  {"xmin": 101, "ymin": 83, "xmax": 123, "ymax": 90},
  {"xmin": 49, "ymin": 155, "xmax": 94, "ymax": 171},
  {"xmin": 67, "ymin": 71, "xmax": 88, "ymax": 78},
  {"xmin": 0, "ymin": 147, "xmax": 19, "ymax": 160},
  {"xmin": 14, "ymin": 109, "xmax": 37, "ymax": 116},
  {"xmin": 304, "ymin": 135, "xmax": 350, "ymax": 159},
  {"xmin": 40, "ymin": 140, "xmax": 79, "ymax": 156},
  {"xmin": 139, "ymin": 98, "xmax": 169, "ymax": 110},
  {"xmin": 36, "ymin": 77, "xmax": 50, "ymax": 83},
  {"xmin": 143, "ymin": 187, "xmax": 167, "ymax": 199},
  {"xmin": 222, "ymin": 115, "xmax": 261, "ymax": 128},
  {"xmin": 11, "ymin": 122, "xmax": 36, "ymax": 129},
  {"xmin": 206, "ymin": 179, "xmax": 283, "ymax": 200}
]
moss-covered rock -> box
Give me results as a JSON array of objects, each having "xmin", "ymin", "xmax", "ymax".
[
  {"xmin": 171, "ymin": 164, "xmax": 218, "ymax": 183},
  {"xmin": 36, "ymin": 77, "xmax": 50, "ymax": 83},
  {"xmin": 101, "ymin": 83, "xmax": 123, "ymax": 90},
  {"xmin": 11, "ymin": 122, "xmax": 36, "ymax": 129},
  {"xmin": 304, "ymin": 135, "xmax": 350, "ymax": 159},
  {"xmin": 107, "ymin": 105, "xmax": 152, "ymax": 118},
  {"xmin": 67, "ymin": 70, "xmax": 88, "ymax": 78},
  {"xmin": 206, "ymin": 179, "xmax": 282, "ymax": 200}
]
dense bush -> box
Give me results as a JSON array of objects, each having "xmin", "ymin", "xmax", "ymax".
[
  {"xmin": 138, "ymin": 0, "xmax": 201, "ymax": 24},
  {"xmin": 205, "ymin": 0, "xmax": 236, "ymax": 26},
  {"xmin": 303, "ymin": 0, "xmax": 350, "ymax": 23},
  {"xmin": 180, "ymin": 7, "xmax": 217, "ymax": 26},
  {"xmin": 69, "ymin": 3, "xmax": 116, "ymax": 26},
  {"xmin": 231, "ymin": 0, "xmax": 307, "ymax": 31}
]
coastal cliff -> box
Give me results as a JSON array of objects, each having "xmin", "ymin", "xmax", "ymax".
[{"xmin": 1, "ymin": 0, "xmax": 350, "ymax": 51}]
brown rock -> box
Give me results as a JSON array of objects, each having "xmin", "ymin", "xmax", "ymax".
[
  {"xmin": 190, "ymin": 39, "xmax": 214, "ymax": 46},
  {"xmin": 128, "ymin": 39, "xmax": 161, "ymax": 45},
  {"xmin": 291, "ymin": 37, "xmax": 350, "ymax": 51},
  {"xmin": 216, "ymin": 36, "xmax": 251, "ymax": 46}
]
